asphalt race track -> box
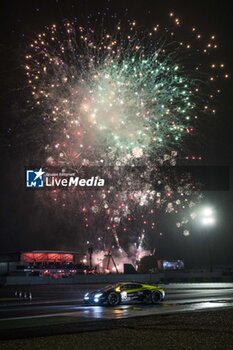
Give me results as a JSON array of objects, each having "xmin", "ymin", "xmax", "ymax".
[{"xmin": 0, "ymin": 283, "xmax": 233, "ymax": 339}]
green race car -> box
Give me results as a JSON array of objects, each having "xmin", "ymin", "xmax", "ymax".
[{"xmin": 84, "ymin": 282, "xmax": 165, "ymax": 306}]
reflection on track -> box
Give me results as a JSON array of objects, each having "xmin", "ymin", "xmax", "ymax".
[
  {"xmin": 1, "ymin": 299, "xmax": 233, "ymax": 322},
  {"xmin": 71, "ymin": 300, "xmax": 233, "ymax": 319},
  {"xmin": 0, "ymin": 285, "xmax": 233, "ymax": 322}
]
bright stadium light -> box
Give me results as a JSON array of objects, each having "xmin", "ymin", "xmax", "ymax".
[
  {"xmin": 199, "ymin": 206, "xmax": 216, "ymax": 272},
  {"xmin": 201, "ymin": 216, "xmax": 216, "ymax": 226},
  {"xmin": 200, "ymin": 206, "xmax": 216, "ymax": 227},
  {"xmin": 202, "ymin": 207, "xmax": 214, "ymax": 218}
]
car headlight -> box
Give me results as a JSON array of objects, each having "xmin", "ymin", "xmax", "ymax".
[
  {"xmin": 84, "ymin": 292, "xmax": 89, "ymax": 299},
  {"xmin": 94, "ymin": 293, "xmax": 103, "ymax": 298}
]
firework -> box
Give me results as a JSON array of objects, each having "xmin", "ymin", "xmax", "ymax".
[{"xmin": 24, "ymin": 14, "xmax": 227, "ymax": 265}]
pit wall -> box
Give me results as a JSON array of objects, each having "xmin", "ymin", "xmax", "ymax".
[{"xmin": 1, "ymin": 271, "xmax": 233, "ymax": 285}]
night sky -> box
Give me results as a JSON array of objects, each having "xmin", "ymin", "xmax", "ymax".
[{"xmin": 0, "ymin": 0, "xmax": 233, "ymax": 268}]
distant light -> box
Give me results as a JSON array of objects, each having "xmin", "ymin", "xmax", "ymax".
[
  {"xmin": 201, "ymin": 217, "xmax": 215, "ymax": 226},
  {"xmin": 202, "ymin": 207, "xmax": 213, "ymax": 217}
]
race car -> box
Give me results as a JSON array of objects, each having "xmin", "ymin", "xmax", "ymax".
[{"xmin": 83, "ymin": 282, "xmax": 165, "ymax": 306}]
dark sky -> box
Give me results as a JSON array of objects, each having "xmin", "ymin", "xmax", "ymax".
[{"xmin": 0, "ymin": 0, "xmax": 233, "ymax": 268}]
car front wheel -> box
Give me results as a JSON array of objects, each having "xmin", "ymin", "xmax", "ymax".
[
  {"xmin": 107, "ymin": 292, "xmax": 120, "ymax": 306},
  {"xmin": 150, "ymin": 291, "xmax": 161, "ymax": 304}
]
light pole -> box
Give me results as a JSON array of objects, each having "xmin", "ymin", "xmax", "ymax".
[{"xmin": 200, "ymin": 207, "xmax": 216, "ymax": 272}]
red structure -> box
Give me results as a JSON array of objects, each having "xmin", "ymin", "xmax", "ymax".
[
  {"xmin": 0, "ymin": 251, "xmax": 88, "ymax": 278},
  {"xmin": 20, "ymin": 250, "xmax": 83, "ymax": 264},
  {"xmin": 21, "ymin": 251, "xmax": 75, "ymax": 263}
]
